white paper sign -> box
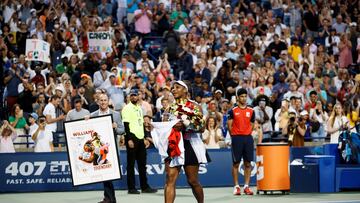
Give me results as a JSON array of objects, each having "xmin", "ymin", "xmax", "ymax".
[
  {"xmin": 25, "ymin": 39, "xmax": 51, "ymax": 63},
  {"xmin": 87, "ymin": 32, "xmax": 113, "ymax": 53}
]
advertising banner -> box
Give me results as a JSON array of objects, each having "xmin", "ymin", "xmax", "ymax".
[
  {"xmin": 0, "ymin": 149, "xmax": 256, "ymax": 193},
  {"xmin": 64, "ymin": 115, "xmax": 121, "ymax": 186},
  {"xmin": 25, "ymin": 39, "xmax": 51, "ymax": 63},
  {"xmin": 87, "ymin": 32, "xmax": 112, "ymax": 53}
]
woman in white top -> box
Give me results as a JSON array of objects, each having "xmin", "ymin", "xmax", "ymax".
[
  {"xmin": 202, "ymin": 116, "xmax": 223, "ymax": 149},
  {"xmin": 327, "ymin": 103, "xmax": 349, "ymax": 143},
  {"xmin": 0, "ymin": 121, "xmax": 17, "ymax": 153},
  {"xmin": 310, "ymin": 101, "xmax": 329, "ymax": 142}
]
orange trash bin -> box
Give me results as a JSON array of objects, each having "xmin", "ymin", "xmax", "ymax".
[{"xmin": 256, "ymin": 143, "xmax": 290, "ymax": 194}]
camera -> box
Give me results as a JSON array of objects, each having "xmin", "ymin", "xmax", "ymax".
[
  {"xmin": 289, "ymin": 116, "xmax": 296, "ymax": 123},
  {"xmin": 39, "ymin": 118, "xmax": 46, "ymax": 124}
]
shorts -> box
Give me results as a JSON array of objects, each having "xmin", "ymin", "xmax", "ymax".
[
  {"xmin": 184, "ymin": 139, "xmax": 211, "ymax": 166},
  {"xmin": 231, "ymin": 135, "xmax": 254, "ymax": 164}
]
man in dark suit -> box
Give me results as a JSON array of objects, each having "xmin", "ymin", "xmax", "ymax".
[
  {"xmin": 196, "ymin": 59, "xmax": 211, "ymax": 85},
  {"xmin": 91, "ymin": 93, "xmax": 124, "ymax": 203}
]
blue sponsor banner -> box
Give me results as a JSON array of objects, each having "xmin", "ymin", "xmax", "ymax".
[{"xmin": 0, "ymin": 149, "xmax": 257, "ymax": 193}]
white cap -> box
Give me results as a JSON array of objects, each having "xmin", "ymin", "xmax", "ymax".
[
  {"xmin": 248, "ymin": 62, "xmax": 256, "ymax": 67},
  {"xmin": 174, "ymin": 80, "xmax": 188, "ymax": 92},
  {"xmin": 30, "ymin": 9, "xmax": 36, "ymax": 13},
  {"xmin": 300, "ymin": 110, "xmax": 309, "ymax": 116},
  {"xmin": 55, "ymin": 85, "xmax": 64, "ymax": 92},
  {"xmin": 350, "ymin": 22, "xmax": 357, "ymax": 27}
]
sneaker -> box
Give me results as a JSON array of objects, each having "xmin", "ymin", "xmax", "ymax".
[
  {"xmin": 233, "ymin": 186, "xmax": 241, "ymax": 195},
  {"xmin": 243, "ymin": 187, "xmax": 254, "ymax": 195}
]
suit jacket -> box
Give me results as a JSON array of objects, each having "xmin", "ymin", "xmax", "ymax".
[{"xmin": 91, "ymin": 109, "xmax": 125, "ymax": 135}]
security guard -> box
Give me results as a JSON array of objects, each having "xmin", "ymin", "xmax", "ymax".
[{"xmin": 122, "ymin": 88, "xmax": 157, "ymax": 194}]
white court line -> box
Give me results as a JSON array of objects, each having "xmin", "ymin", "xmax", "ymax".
[{"xmin": 300, "ymin": 201, "xmax": 360, "ymax": 203}]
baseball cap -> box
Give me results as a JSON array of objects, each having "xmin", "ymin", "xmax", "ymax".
[
  {"xmin": 129, "ymin": 89, "xmax": 139, "ymax": 96},
  {"xmin": 81, "ymin": 74, "xmax": 91, "ymax": 79},
  {"xmin": 162, "ymin": 86, "xmax": 171, "ymax": 91},
  {"xmin": 109, "ymin": 73, "xmax": 116, "ymax": 78},
  {"xmin": 350, "ymin": 22, "xmax": 357, "ymax": 27},
  {"xmin": 55, "ymin": 85, "xmax": 64, "ymax": 92},
  {"xmin": 214, "ymin": 89, "xmax": 223, "ymax": 94},
  {"xmin": 300, "ymin": 110, "xmax": 309, "ymax": 116},
  {"xmin": 29, "ymin": 113, "xmax": 38, "ymax": 121}
]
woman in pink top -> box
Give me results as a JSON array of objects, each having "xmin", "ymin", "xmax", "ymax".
[
  {"xmin": 338, "ymin": 34, "xmax": 353, "ymax": 69},
  {"xmin": 0, "ymin": 121, "xmax": 17, "ymax": 153}
]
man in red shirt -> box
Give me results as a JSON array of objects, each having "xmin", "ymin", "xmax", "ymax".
[
  {"xmin": 227, "ymin": 88, "xmax": 255, "ymax": 196},
  {"xmin": 304, "ymin": 90, "xmax": 317, "ymax": 112}
]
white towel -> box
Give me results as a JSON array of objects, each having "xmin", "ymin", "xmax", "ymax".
[
  {"xmin": 151, "ymin": 120, "xmax": 185, "ymax": 167},
  {"xmin": 188, "ymin": 133, "xmax": 208, "ymax": 164}
]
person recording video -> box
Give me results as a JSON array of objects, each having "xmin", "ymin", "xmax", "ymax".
[{"xmin": 31, "ymin": 116, "xmax": 54, "ymax": 152}]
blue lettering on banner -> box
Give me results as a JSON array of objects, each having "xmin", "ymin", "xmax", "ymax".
[{"xmin": 0, "ymin": 149, "xmax": 256, "ymax": 193}]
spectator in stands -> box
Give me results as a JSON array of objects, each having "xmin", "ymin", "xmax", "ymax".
[
  {"xmin": 155, "ymin": 2, "xmax": 170, "ymax": 36},
  {"xmin": 43, "ymin": 95, "xmax": 65, "ymax": 133},
  {"xmin": 338, "ymin": 33, "xmax": 353, "ymax": 69},
  {"xmin": 253, "ymin": 97, "xmax": 273, "ymax": 142},
  {"xmin": 98, "ymin": 0, "xmax": 113, "ymax": 20},
  {"xmin": 332, "ymin": 15, "xmax": 347, "ymax": 34},
  {"xmin": 327, "ymin": 103, "xmax": 350, "ymax": 143},
  {"xmin": 31, "ymin": 116, "xmax": 54, "ymax": 152},
  {"xmin": 202, "ymin": 116, "xmax": 223, "ymax": 149},
  {"xmin": 283, "ymin": 81, "xmax": 305, "ymax": 106},
  {"xmin": 3, "ymin": 58, "xmax": 25, "ymax": 111},
  {"xmin": 136, "ymin": 50, "xmax": 155, "ymax": 71},
  {"xmin": 303, "ymin": 3, "xmax": 319, "ymax": 39},
  {"xmin": 0, "ymin": 120, "xmax": 17, "ymax": 153},
  {"xmin": 175, "ymin": 47, "xmax": 194, "ymax": 81},
  {"xmin": 9, "ymin": 104, "xmax": 29, "ymax": 148},
  {"xmin": 107, "ymin": 73, "xmax": 125, "ymax": 112},
  {"xmin": 94, "ymin": 60, "xmax": 111, "ymax": 89},
  {"xmin": 310, "ymin": 101, "xmax": 328, "ymax": 141},
  {"xmin": 267, "ymin": 34, "xmax": 287, "ymax": 59},
  {"xmin": 134, "ymin": 2, "xmax": 152, "ymax": 38},
  {"xmin": 28, "ymin": 112, "xmax": 39, "ymax": 148},
  {"xmin": 66, "ymin": 98, "xmax": 90, "ymax": 121},
  {"xmin": 155, "ymin": 86, "xmax": 171, "ymax": 112},
  {"xmin": 343, "ymin": 101, "xmax": 359, "ymax": 132}
]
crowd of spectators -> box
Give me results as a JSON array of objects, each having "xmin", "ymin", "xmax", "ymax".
[{"xmin": 0, "ymin": 0, "xmax": 360, "ymax": 152}]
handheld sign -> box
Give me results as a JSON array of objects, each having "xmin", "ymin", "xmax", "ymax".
[
  {"xmin": 87, "ymin": 32, "xmax": 113, "ymax": 53},
  {"xmin": 25, "ymin": 39, "xmax": 51, "ymax": 63}
]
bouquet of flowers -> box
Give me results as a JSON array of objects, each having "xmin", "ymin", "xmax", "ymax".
[{"xmin": 170, "ymin": 99, "xmax": 204, "ymax": 133}]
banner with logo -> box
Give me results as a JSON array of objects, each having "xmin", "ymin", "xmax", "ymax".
[
  {"xmin": 87, "ymin": 32, "xmax": 112, "ymax": 53},
  {"xmin": 64, "ymin": 115, "xmax": 121, "ymax": 186},
  {"xmin": 0, "ymin": 149, "xmax": 257, "ymax": 193},
  {"xmin": 25, "ymin": 39, "xmax": 51, "ymax": 63}
]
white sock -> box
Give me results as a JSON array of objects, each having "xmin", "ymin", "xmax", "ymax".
[
  {"xmin": 235, "ymin": 184, "xmax": 240, "ymax": 188},
  {"xmin": 244, "ymin": 184, "xmax": 249, "ymax": 188}
]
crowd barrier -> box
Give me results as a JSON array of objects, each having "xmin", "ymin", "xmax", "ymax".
[
  {"xmin": 1, "ymin": 145, "xmax": 359, "ymax": 193},
  {"xmin": 0, "ymin": 149, "xmax": 257, "ymax": 193}
]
